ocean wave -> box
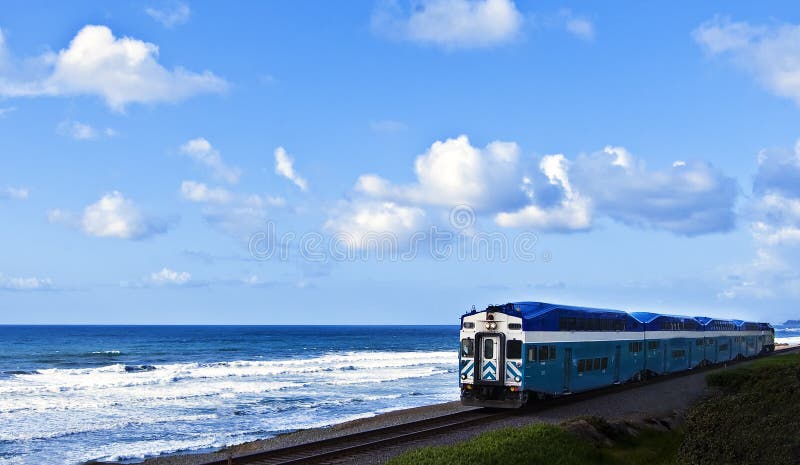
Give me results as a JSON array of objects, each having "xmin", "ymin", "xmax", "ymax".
[
  {"xmin": 0, "ymin": 349, "xmax": 459, "ymax": 464},
  {"xmin": 89, "ymin": 350, "xmax": 122, "ymax": 356}
]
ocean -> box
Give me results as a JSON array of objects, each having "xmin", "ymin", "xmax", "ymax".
[
  {"xmin": 0, "ymin": 326, "xmax": 460, "ymax": 465},
  {"xmin": 2, "ymin": 324, "xmax": 797, "ymax": 465}
]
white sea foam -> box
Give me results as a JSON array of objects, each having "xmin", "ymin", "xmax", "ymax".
[{"xmin": 0, "ymin": 350, "xmax": 459, "ymax": 464}]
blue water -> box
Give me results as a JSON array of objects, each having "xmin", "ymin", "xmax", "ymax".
[{"xmin": 0, "ymin": 326, "xmax": 460, "ymax": 465}]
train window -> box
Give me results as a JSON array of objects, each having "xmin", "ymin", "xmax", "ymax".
[
  {"xmin": 615, "ymin": 320, "xmax": 624, "ymax": 331},
  {"xmin": 696, "ymin": 338, "xmax": 703, "ymax": 346},
  {"xmin": 567, "ymin": 318, "xmax": 577, "ymax": 331},
  {"xmin": 508, "ymin": 323, "xmax": 522, "ymax": 330},
  {"xmin": 601, "ymin": 357, "xmax": 608, "ymax": 370},
  {"xmin": 462, "ymin": 322, "xmax": 475, "ymax": 329},
  {"xmin": 719, "ymin": 344, "xmax": 729, "ymax": 351},
  {"xmin": 671, "ymin": 350, "xmax": 685, "ymax": 358},
  {"xmin": 578, "ymin": 359, "xmax": 585, "ymax": 373},
  {"xmin": 591, "ymin": 319, "xmax": 601, "ymax": 331},
  {"xmin": 648, "ymin": 341, "xmax": 660, "ymax": 350},
  {"xmin": 507, "ymin": 340, "xmax": 522, "ymax": 359},
  {"xmin": 461, "ymin": 338, "xmax": 474, "ymax": 357},
  {"xmin": 483, "ymin": 339, "xmax": 494, "ymax": 359},
  {"xmin": 528, "ymin": 347, "xmax": 537, "ymax": 362},
  {"xmin": 628, "ymin": 342, "xmax": 642, "ymax": 353},
  {"xmin": 539, "ymin": 346, "xmax": 549, "ymax": 362},
  {"xmin": 549, "ymin": 346, "xmax": 556, "ymax": 361},
  {"xmin": 593, "ymin": 358, "xmax": 601, "ymax": 370}
]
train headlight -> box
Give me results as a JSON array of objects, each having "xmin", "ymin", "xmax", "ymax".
[
  {"xmin": 461, "ymin": 374, "xmax": 467, "ymax": 380},
  {"xmin": 514, "ymin": 376, "xmax": 521, "ymax": 382},
  {"xmin": 489, "ymin": 322, "xmax": 497, "ymax": 330},
  {"xmin": 485, "ymin": 322, "xmax": 491, "ymax": 330}
]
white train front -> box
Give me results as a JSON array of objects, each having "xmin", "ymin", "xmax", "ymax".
[{"xmin": 459, "ymin": 301, "xmax": 774, "ymax": 408}]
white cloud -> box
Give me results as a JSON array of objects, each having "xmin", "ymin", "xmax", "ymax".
[
  {"xmin": 274, "ymin": 146, "xmax": 308, "ymax": 191},
  {"xmin": 324, "ymin": 201, "xmax": 426, "ymax": 249},
  {"xmin": 495, "ymin": 154, "xmax": 592, "ymax": 231},
  {"xmin": 0, "ymin": 25, "xmax": 227, "ymax": 111},
  {"xmin": 2, "ymin": 186, "xmax": 29, "ymax": 200},
  {"xmin": 149, "ymin": 267, "xmax": 191, "ymax": 286},
  {"xmin": 180, "ymin": 180, "xmax": 233, "ymax": 204},
  {"xmin": 0, "ymin": 106, "xmax": 15, "ymax": 117},
  {"xmin": 356, "ymin": 135, "xmax": 524, "ymax": 211},
  {"xmin": 340, "ymin": 136, "xmax": 736, "ymax": 236},
  {"xmin": 0, "ymin": 273, "xmax": 53, "ymax": 291},
  {"xmin": 179, "ymin": 180, "xmax": 285, "ymax": 239},
  {"xmin": 720, "ymin": 141, "xmax": 800, "ymax": 309},
  {"xmin": 48, "ymin": 191, "xmax": 169, "ymax": 240},
  {"xmin": 372, "ymin": 0, "xmax": 523, "ymax": 49},
  {"xmin": 56, "ymin": 120, "xmax": 116, "ymax": 140},
  {"xmin": 694, "ymin": 17, "xmax": 800, "ymax": 105},
  {"xmin": 145, "ymin": 1, "xmax": 191, "ymax": 28},
  {"xmin": 180, "ymin": 138, "xmax": 241, "ymax": 184},
  {"xmin": 568, "ymin": 146, "xmax": 737, "ymax": 235},
  {"xmin": 559, "ymin": 10, "xmax": 594, "ymax": 41}
]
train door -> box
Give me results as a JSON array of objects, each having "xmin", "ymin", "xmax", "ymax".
[
  {"xmin": 662, "ymin": 345, "xmax": 668, "ymax": 373},
  {"xmin": 563, "ymin": 348, "xmax": 572, "ymax": 392},
  {"xmin": 479, "ymin": 335, "xmax": 500, "ymax": 382},
  {"xmin": 614, "ymin": 345, "xmax": 621, "ymax": 383},
  {"xmin": 688, "ymin": 343, "xmax": 692, "ymax": 369}
]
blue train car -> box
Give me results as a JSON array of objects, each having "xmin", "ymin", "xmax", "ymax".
[
  {"xmin": 460, "ymin": 302, "xmax": 644, "ymax": 407},
  {"xmin": 460, "ymin": 301, "xmax": 774, "ymax": 408},
  {"xmin": 629, "ymin": 312, "xmax": 704, "ymax": 375}
]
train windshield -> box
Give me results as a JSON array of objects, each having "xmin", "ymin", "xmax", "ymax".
[{"xmin": 461, "ymin": 338, "xmax": 474, "ymax": 357}]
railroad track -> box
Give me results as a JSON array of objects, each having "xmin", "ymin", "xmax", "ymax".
[
  {"xmin": 200, "ymin": 408, "xmax": 513, "ymax": 465},
  {"xmin": 149, "ymin": 346, "xmax": 800, "ymax": 465}
]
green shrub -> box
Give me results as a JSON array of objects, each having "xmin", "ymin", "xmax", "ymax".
[{"xmin": 678, "ymin": 353, "xmax": 800, "ymax": 465}]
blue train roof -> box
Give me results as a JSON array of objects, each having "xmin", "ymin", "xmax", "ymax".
[
  {"xmin": 477, "ymin": 301, "xmax": 630, "ymax": 320},
  {"xmin": 462, "ymin": 301, "xmax": 769, "ymax": 330}
]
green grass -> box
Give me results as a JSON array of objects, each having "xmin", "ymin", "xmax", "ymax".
[
  {"xmin": 386, "ymin": 421, "xmax": 684, "ymax": 465},
  {"xmin": 386, "ymin": 424, "xmax": 602, "ymax": 465}
]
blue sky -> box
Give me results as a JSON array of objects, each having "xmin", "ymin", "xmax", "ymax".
[{"xmin": 1, "ymin": 0, "xmax": 800, "ymax": 324}]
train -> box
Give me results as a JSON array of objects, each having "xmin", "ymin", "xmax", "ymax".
[{"xmin": 459, "ymin": 301, "xmax": 775, "ymax": 408}]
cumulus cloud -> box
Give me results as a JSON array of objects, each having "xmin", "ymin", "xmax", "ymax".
[
  {"xmin": 694, "ymin": 17, "xmax": 800, "ymax": 106},
  {"xmin": 2, "ymin": 186, "xmax": 29, "ymax": 200},
  {"xmin": 56, "ymin": 120, "xmax": 116, "ymax": 140},
  {"xmin": 274, "ymin": 146, "xmax": 308, "ymax": 191},
  {"xmin": 149, "ymin": 267, "xmax": 191, "ymax": 286},
  {"xmin": 0, "ymin": 273, "xmax": 53, "ymax": 291},
  {"xmin": 568, "ymin": 146, "xmax": 738, "ymax": 235},
  {"xmin": 145, "ymin": 1, "xmax": 191, "ymax": 28},
  {"xmin": 356, "ymin": 135, "xmax": 524, "ymax": 211},
  {"xmin": 180, "ymin": 180, "xmax": 285, "ymax": 239},
  {"xmin": 0, "ymin": 25, "xmax": 227, "ymax": 111},
  {"xmin": 495, "ymin": 154, "xmax": 592, "ymax": 231},
  {"xmin": 372, "ymin": 0, "xmax": 523, "ymax": 49},
  {"xmin": 324, "ymin": 201, "xmax": 426, "ymax": 249},
  {"xmin": 180, "ymin": 138, "xmax": 241, "ymax": 184},
  {"xmin": 720, "ymin": 140, "xmax": 800, "ymax": 307},
  {"xmin": 48, "ymin": 191, "xmax": 169, "ymax": 240},
  {"xmin": 339, "ymin": 136, "xmax": 736, "ymax": 236}
]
